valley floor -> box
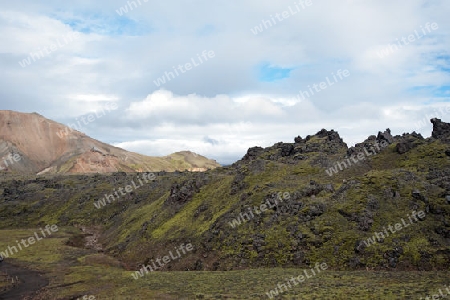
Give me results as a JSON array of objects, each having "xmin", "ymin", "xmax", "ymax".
[{"xmin": 0, "ymin": 227, "xmax": 448, "ymax": 299}]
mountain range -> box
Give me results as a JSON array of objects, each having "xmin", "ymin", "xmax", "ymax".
[{"xmin": 0, "ymin": 110, "xmax": 220, "ymax": 175}]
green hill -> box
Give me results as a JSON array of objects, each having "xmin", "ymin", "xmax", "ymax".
[{"xmin": 1, "ymin": 118, "xmax": 449, "ymax": 277}]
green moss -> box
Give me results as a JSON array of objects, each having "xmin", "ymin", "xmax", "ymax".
[
  {"xmin": 396, "ymin": 140, "xmax": 447, "ymax": 171},
  {"xmin": 151, "ymin": 176, "xmax": 235, "ymax": 239},
  {"xmin": 402, "ymin": 237, "xmax": 428, "ymax": 265}
]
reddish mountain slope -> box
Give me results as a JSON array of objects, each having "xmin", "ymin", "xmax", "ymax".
[{"xmin": 0, "ymin": 111, "xmax": 220, "ymax": 174}]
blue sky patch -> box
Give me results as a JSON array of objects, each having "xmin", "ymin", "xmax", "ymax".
[
  {"xmin": 196, "ymin": 24, "xmax": 216, "ymax": 36},
  {"xmin": 434, "ymin": 86, "xmax": 450, "ymax": 97},
  {"xmin": 52, "ymin": 11, "xmax": 151, "ymax": 36},
  {"xmin": 408, "ymin": 85, "xmax": 450, "ymax": 100},
  {"xmin": 423, "ymin": 53, "xmax": 450, "ymax": 73},
  {"xmin": 435, "ymin": 54, "xmax": 450, "ymax": 73},
  {"xmin": 257, "ymin": 63, "xmax": 294, "ymax": 82}
]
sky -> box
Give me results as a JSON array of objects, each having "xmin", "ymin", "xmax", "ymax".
[{"xmin": 0, "ymin": 0, "xmax": 449, "ymax": 165}]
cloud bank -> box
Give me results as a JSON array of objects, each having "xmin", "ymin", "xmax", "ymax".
[{"xmin": 0, "ymin": 0, "xmax": 449, "ymax": 164}]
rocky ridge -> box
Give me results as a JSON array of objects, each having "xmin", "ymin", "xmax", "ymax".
[{"xmin": 0, "ymin": 118, "xmax": 449, "ymax": 273}]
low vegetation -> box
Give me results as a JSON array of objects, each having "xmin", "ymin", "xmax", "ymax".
[{"xmin": 1, "ymin": 120, "xmax": 449, "ymax": 298}]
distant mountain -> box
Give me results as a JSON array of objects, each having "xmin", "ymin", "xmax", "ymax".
[{"xmin": 0, "ymin": 110, "xmax": 220, "ymax": 174}]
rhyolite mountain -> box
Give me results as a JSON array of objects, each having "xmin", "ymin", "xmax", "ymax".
[
  {"xmin": 0, "ymin": 118, "xmax": 449, "ymax": 273},
  {"xmin": 0, "ymin": 110, "xmax": 220, "ymax": 174}
]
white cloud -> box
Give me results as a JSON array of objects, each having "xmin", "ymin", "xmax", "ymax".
[
  {"xmin": 107, "ymin": 90, "xmax": 449, "ymax": 164},
  {"xmin": 0, "ymin": 0, "xmax": 449, "ymax": 164},
  {"xmin": 126, "ymin": 90, "xmax": 286, "ymax": 122}
]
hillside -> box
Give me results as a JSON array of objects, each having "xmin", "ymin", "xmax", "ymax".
[
  {"xmin": 0, "ymin": 110, "xmax": 220, "ymax": 174},
  {"xmin": 1, "ymin": 118, "xmax": 450, "ymax": 298},
  {"xmin": 0, "ymin": 118, "xmax": 449, "ymax": 278}
]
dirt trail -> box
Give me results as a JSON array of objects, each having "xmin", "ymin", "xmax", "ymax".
[{"xmin": 0, "ymin": 262, "xmax": 48, "ymax": 300}]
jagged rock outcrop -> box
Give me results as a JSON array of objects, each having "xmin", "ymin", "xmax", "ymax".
[
  {"xmin": 166, "ymin": 180, "xmax": 201, "ymax": 206},
  {"xmin": 165, "ymin": 173, "xmax": 210, "ymax": 209},
  {"xmin": 239, "ymin": 129, "xmax": 348, "ymax": 166},
  {"xmin": 377, "ymin": 128, "xmax": 394, "ymax": 144},
  {"xmin": 242, "ymin": 147, "xmax": 264, "ymax": 161},
  {"xmin": 347, "ymin": 129, "xmax": 394, "ymax": 157},
  {"xmin": 431, "ymin": 118, "xmax": 450, "ymax": 141},
  {"xmin": 346, "ymin": 127, "xmax": 427, "ymax": 157},
  {"xmin": 302, "ymin": 129, "xmax": 347, "ymax": 155},
  {"xmin": 347, "ymin": 135, "xmax": 379, "ymax": 157},
  {"xmin": 395, "ymin": 132, "xmax": 424, "ymax": 154}
]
